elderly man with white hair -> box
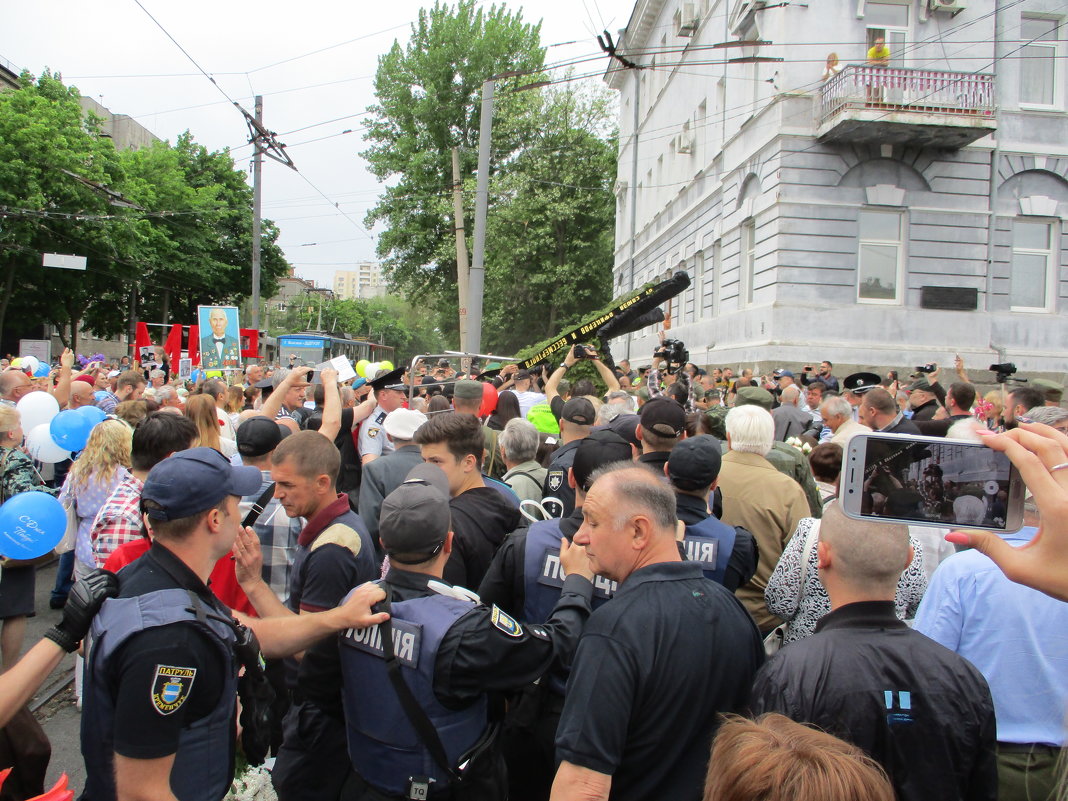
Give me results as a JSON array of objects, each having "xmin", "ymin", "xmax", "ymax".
[
  {"xmin": 822, "ymin": 394, "xmax": 872, "ymax": 450},
  {"xmin": 499, "ymin": 418, "xmax": 548, "ymax": 504},
  {"xmin": 771, "ymin": 384, "xmax": 812, "ymax": 441},
  {"xmin": 717, "ymin": 404, "xmax": 810, "ymax": 633}
]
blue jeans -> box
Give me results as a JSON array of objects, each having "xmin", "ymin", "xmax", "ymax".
[{"xmin": 51, "ymin": 550, "xmax": 75, "ymax": 604}]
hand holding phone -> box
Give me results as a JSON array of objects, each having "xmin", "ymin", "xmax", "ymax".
[{"xmin": 842, "ymin": 432, "xmax": 1025, "ymax": 531}]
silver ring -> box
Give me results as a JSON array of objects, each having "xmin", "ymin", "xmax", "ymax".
[{"xmin": 1052, "ymin": 462, "xmax": 1068, "ymax": 472}]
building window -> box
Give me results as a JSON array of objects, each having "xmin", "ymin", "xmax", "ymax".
[
  {"xmin": 1020, "ymin": 16, "xmax": 1061, "ymax": 108},
  {"xmin": 866, "ymin": 1, "xmax": 909, "ymax": 69},
  {"xmin": 1010, "ymin": 220, "xmax": 1056, "ymax": 311},
  {"xmin": 741, "ymin": 219, "xmax": 756, "ymax": 306},
  {"xmin": 857, "ymin": 209, "xmax": 903, "ymax": 303},
  {"xmin": 711, "ymin": 240, "xmax": 721, "ymax": 316}
]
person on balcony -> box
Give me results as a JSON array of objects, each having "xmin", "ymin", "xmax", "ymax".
[
  {"xmin": 866, "ymin": 36, "xmax": 891, "ymax": 102},
  {"xmin": 821, "ymin": 52, "xmax": 842, "ymax": 82}
]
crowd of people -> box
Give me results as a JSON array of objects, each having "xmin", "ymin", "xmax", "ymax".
[{"xmin": 0, "ymin": 341, "xmax": 1065, "ymax": 801}]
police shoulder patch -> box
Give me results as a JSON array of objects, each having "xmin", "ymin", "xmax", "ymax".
[
  {"xmin": 547, "ymin": 471, "xmax": 563, "ymax": 492},
  {"xmin": 490, "ymin": 605, "xmax": 523, "ymax": 638},
  {"xmin": 151, "ymin": 664, "xmax": 196, "ymax": 716},
  {"xmin": 367, "ymin": 427, "xmax": 379, "ymax": 438}
]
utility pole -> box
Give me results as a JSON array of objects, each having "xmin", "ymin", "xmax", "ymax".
[
  {"xmin": 238, "ymin": 97, "xmax": 295, "ymax": 337},
  {"xmin": 467, "ymin": 79, "xmax": 494, "ymax": 357},
  {"xmin": 451, "ymin": 147, "xmax": 470, "ymax": 359},
  {"xmin": 251, "ymin": 95, "xmax": 263, "ymax": 334}
]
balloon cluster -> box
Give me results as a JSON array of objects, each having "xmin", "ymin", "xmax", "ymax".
[
  {"xmin": 17, "ymin": 393, "xmax": 105, "ymax": 464},
  {"xmin": 355, "ymin": 359, "xmax": 394, "ymax": 378}
]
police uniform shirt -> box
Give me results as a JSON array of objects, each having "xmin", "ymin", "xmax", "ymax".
[
  {"xmin": 542, "ymin": 438, "xmax": 582, "ymax": 516},
  {"xmin": 477, "ymin": 505, "xmax": 585, "ymax": 615},
  {"xmin": 299, "ymin": 565, "xmax": 594, "ymax": 711},
  {"xmin": 675, "ymin": 493, "xmax": 759, "ymax": 593},
  {"xmin": 555, "ymin": 561, "xmax": 764, "ymax": 801},
  {"xmin": 357, "ymin": 404, "xmax": 395, "ymax": 460},
  {"xmin": 94, "ymin": 542, "xmax": 229, "ymax": 761}
]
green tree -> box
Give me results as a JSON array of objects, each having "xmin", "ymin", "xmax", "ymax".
[
  {"xmin": 481, "ymin": 83, "xmax": 617, "ymax": 354},
  {"xmin": 0, "ymin": 71, "xmax": 134, "ymax": 350},
  {"xmin": 361, "ymin": 0, "xmax": 545, "ymax": 338}
]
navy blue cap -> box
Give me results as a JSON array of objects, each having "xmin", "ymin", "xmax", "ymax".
[{"xmin": 142, "ymin": 447, "xmax": 262, "ymax": 521}]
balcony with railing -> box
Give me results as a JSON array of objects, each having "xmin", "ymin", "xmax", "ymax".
[{"xmin": 817, "ymin": 65, "xmax": 996, "ymax": 148}]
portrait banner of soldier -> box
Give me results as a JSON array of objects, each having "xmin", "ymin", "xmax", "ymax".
[{"xmin": 198, "ymin": 305, "xmax": 242, "ymax": 370}]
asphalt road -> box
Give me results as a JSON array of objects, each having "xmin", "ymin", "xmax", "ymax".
[{"xmin": 22, "ymin": 558, "xmax": 87, "ymax": 792}]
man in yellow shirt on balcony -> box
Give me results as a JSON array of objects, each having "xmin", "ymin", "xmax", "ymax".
[{"xmin": 866, "ymin": 36, "xmax": 891, "ymax": 103}]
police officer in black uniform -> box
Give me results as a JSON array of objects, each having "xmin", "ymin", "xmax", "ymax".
[
  {"xmin": 478, "ymin": 429, "xmax": 632, "ymax": 801},
  {"xmin": 665, "ymin": 435, "xmax": 759, "ymax": 592},
  {"xmin": 540, "ymin": 398, "xmax": 596, "ymax": 518},
  {"xmin": 80, "ymin": 448, "xmax": 388, "ymax": 801},
  {"xmin": 323, "ymin": 463, "xmax": 595, "ymax": 800}
]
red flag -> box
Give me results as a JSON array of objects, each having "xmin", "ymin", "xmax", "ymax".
[
  {"xmin": 134, "ymin": 322, "xmax": 152, "ymax": 356},
  {"xmin": 188, "ymin": 325, "xmax": 200, "ymax": 367},
  {"xmin": 239, "ymin": 328, "xmax": 258, "ymax": 359},
  {"xmin": 163, "ymin": 324, "xmax": 183, "ymax": 366}
]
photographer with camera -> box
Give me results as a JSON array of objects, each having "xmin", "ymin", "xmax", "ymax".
[
  {"xmin": 648, "ymin": 332, "xmax": 695, "ymax": 413},
  {"xmin": 544, "ymin": 344, "xmax": 621, "ymax": 422}
]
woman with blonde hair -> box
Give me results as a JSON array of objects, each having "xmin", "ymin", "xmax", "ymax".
[
  {"xmin": 58, "ymin": 419, "xmax": 133, "ymax": 580},
  {"xmin": 0, "ymin": 405, "xmax": 58, "ymax": 669},
  {"xmin": 225, "ymin": 384, "xmax": 244, "ymax": 425},
  {"xmin": 185, "ymin": 393, "xmax": 237, "ymax": 459},
  {"xmin": 705, "ymin": 714, "xmax": 894, "ymax": 801}
]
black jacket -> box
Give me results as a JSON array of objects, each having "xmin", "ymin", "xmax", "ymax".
[
  {"xmin": 447, "ymin": 486, "xmax": 523, "ymax": 591},
  {"xmin": 750, "ymin": 601, "xmax": 997, "ymax": 801}
]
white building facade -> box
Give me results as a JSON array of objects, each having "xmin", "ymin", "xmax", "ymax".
[
  {"xmin": 607, "ymin": 0, "xmax": 1067, "ymax": 376},
  {"xmin": 333, "ymin": 262, "xmax": 386, "ymax": 300}
]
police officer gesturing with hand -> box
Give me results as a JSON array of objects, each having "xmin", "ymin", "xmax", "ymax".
[
  {"xmin": 300, "ymin": 462, "xmax": 595, "ymax": 800},
  {"xmin": 80, "ymin": 448, "xmax": 390, "ymax": 801}
]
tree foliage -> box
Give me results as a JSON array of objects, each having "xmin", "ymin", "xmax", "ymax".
[
  {"xmin": 361, "ymin": 1, "xmax": 545, "ymax": 326},
  {"xmin": 362, "ymin": 2, "xmax": 617, "ymax": 356},
  {"xmin": 0, "ymin": 71, "xmax": 290, "ymax": 351},
  {"xmin": 269, "ymin": 295, "xmax": 445, "ymax": 365}
]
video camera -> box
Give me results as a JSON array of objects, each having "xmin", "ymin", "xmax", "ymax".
[
  {"xmin": 989, "ymin": 362, "xmax": 1021, "ymax": 385},
  {"xmin": 914, "ymin": 363, "xmax": 937, "ymax": 374},
  {"xmin": 653, "ymin": 338, "xmax": 689, "ymax": 371},
  {"xmin": 572, "ymin": 344, "xmax": 597, "ymax": 360}
]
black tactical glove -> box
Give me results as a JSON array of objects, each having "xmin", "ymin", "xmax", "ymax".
[{"xmin": 44, "ymin": 569, "xmax": 119, "ymax": 652}]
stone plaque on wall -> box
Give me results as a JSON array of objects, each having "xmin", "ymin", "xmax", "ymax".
[{"xmin": 921, "ymin": 286, "xmax": 978, "ymax": 311}]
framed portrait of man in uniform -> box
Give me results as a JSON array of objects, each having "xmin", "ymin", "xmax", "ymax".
[{"xmin": 198, "ymin": 305, "xmax": 242, "ymax": 370}]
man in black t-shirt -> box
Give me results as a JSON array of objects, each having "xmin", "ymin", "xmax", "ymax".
[{"xmin": 552, "ymin": 465, "xmax": 763, "ymax": 801}]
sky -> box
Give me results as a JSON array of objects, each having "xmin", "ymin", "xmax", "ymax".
[{"xmin": 4, "ymin": 0, "xmax": 635, "ymax": 290}]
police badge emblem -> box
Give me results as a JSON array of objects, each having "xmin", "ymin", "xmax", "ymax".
[
  {"xmin": 490, "ymin": 606, "xmax": 524, "ymax": 638},
  {"xmin": 151, "ymin": 664, "xmax": 196, "ymax": 715},
  {"xmin": 547, "ymin": 471, "xmax": 563, "ymax": 492}
]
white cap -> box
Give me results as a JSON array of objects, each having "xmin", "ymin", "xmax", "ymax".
[{"xmin": 383, "ymin": 408, "xmax": 427, "ymax": 440}]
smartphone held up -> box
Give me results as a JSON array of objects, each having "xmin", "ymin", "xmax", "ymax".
[{"xmin": 842, "ymin": 433, "xmax": 1025, "ymax": 532}]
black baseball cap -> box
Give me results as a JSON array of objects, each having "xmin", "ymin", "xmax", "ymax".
[
  {"xmin": 561, "ymin": 397, "xmax": 595, "ymax": 426},
  {"xmin": 572, "ymin": 429, "xmax": 633, "ymax": 492},
  {"xmin": 378, "ymin": 464, "xmax": 452, "ymax": 563},
  {"xmin": 639, "ymin": 397, "xmax": 686, "ymax": 438},
  {"xmin": 667, "ymin": 435, "xmax": 722, "ymax": 491},
  {"xmin": 607, "ymin": 413, "xmax": 641, "ymax": 448},
  {"xmin": 236, "ymin": 416, "xmax": 291, "ymax": 457},
  {"xmin": 142, "ymin": 447, "xmax": 262, "ymax": 521}
]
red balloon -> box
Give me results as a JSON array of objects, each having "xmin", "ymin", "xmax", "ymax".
[{"xmin": 479, "ymin": 381, "xmax": 498, "ymax": 417}]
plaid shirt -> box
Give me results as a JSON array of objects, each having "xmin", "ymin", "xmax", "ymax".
[
  {"xmin": 240, "ymin": 471, "xmax": 303, "ymax": 604},
  {"xmin": 647, "ymin": 366, "xmax": 695, "ymax": 412},
  {"xmin": 90, "ymin": 473, "xmax": 144, "ymax": 568}
]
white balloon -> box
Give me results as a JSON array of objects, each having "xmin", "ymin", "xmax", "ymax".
[
  {"xmin": 16, "ymin": 391, "xmax": 60, "ymax": 432},
  {"xmin": 26, "ymin": 423, "xmax": 71, "ymax": 464},
  {"xmin": 366, "ymin": 362, "xmax": 381, "ymax": 378},
  {"xmin": 18, "ymin": 355, "xmax": 39, "ymax": 375}
]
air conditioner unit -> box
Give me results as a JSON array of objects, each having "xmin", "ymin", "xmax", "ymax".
[
  {"xmin": 929, "ymin": 0, "xmax": 966, "ymax": 12},
  {"xmin": 674, "ymin": 3, "xmax": 699, "ymax": 37},
  {"xmin": 675, "ymin": 132, "xmax": 695, "ymax": 154}
]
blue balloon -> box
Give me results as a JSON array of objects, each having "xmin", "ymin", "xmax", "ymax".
[
  {"xmin": 33, "ymin": 364, "xmax": 50, "ymax": 378},
  {"xmin": 93, "ymin": 390, "xmax": 109, "ymax": 402},
  {"xmin": 76, "ymin": 405, "xmax": 107, "ymax": 426},
  {"xmin": 50, "ymin": 409, "xmax": 93, "ymax": 452},
  {"xmin": 0, "ymin": 491, "xmax": 66, "ymax": 559}
]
